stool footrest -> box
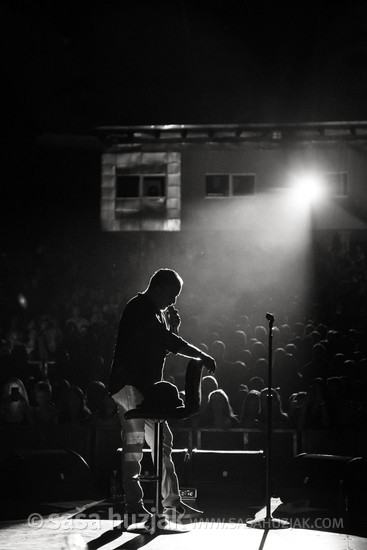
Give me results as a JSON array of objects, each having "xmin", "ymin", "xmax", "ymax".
[{"xmin": 133, "ymin": 474, "xmax": 159, "ymax": 482}]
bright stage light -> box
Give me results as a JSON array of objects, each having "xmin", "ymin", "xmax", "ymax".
[{"xmin": 288, "ymin": 173, "xmax": 325, "ymax": 207}]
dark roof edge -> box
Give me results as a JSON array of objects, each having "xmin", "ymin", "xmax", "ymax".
[{"xmin": 96, "ymin": 121, "xmax": 367, "ymax": 132}]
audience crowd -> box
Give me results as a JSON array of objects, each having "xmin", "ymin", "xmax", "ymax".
[{"xmin": 0, "ymin": 232, "xmax": 366, "ymax": 458}]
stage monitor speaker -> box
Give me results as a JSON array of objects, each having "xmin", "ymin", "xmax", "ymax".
[
  {"xmin": 344, "ymin": 456, "xmax": 367, "ymax": 535},
  {"xmin": 0, "ymin": 449, "xmax": 93, "ymax": 503},
  {"xmin": 189, "ymin": 450, "xmax": 265, "ymax": 504},
  {"xmin": 278, "ymin": 453, "xmax": 354, "ymax": 510}
]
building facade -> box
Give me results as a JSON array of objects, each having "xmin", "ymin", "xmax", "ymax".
[{"xmin": 98, "ymin": 122, "xmax": 367, "ymax": 242}]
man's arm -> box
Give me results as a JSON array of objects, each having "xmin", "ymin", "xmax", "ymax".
[
  {"xmin": 176, "ymin": 342, "xmax": 216, "ymax": 374},
  {"xmin": 166, "ymin": 306, "xmax": 216, "ymax": 374}
]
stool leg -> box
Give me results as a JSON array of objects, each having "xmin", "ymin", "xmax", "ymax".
[
  {"xmin": 153, "ymin": 422, "xmax": 163, "ymax": 515},
  {"xmin": 157, "ymin": 422, "xmax": 163, "ymax": 516},
  {"xmin": 153, "ymin": 422, "xmax": 159, "ymax": 517},
  {"xmin": 151, "ymin": 421, "xmax": 164, "ymax": 533}
]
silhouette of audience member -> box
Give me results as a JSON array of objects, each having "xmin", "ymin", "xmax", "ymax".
[
  {"xmin": 86, "ymin": 380, "xmax": 107, "ymax": 414},
  {"xmin": 91, "ymin": 395, "xmax": 119, "ymax": 426},
  {"xmin": 239, "ymin": 389, "xmax": 261, "ymax": 428},
  {"xmin": 253, "ymin": 358, "xmax": 268, "ymax": 382},
  {"xmin": 201, "ymin": 375, "xmax": 218, "ymax": 406},
  {"xmin": 38, "ymin": 315, "xmax": 64, "ymax": 362},
  {"xmin": 292, "ymin": 322, "xmax": 305, "ymax": 338},
  {"xmin": 65, "ymin": 306, "xmax": 90, "ymax": 333},
  {"xmin": 235, "ymin": 348, "xmax": 253, "ymax": 377},
  {"xmin": 232, "ymin": 360, "xmax": 251, "ymax": 388},
  {"xmin": 273, "ymin": 349, "xmax": 302, "ymax": 408},
  {"xmin": 273, "ymin": 347, "xmax": 287, "ymax": 380},
  {"xmin": 208, "ymin": 340, "xmax": 235, "ymax": 396},
  {"xmin": 254, "ymin": 325, "xmax": 267, "ymax": 346},
  {"xmin": 304, "ymin": 323, "xmax": 316, "ymax": 338},
  {"xmin": 258, "ymin": 388, "xmax": 289, "ymax": 427},
  {"xmin": 62, "ymin": 322, "xmax": 82, "ymax": 371},
  {"xmin": 301, "ymin": 342, "xmax": 330, "ymax": 389},
  {"xmin": 0, "ymin": 377, "xmax": 33, "ymax": 424},
  {"xmin": 248, "ymin": 376, "xmax": 265, "ymax": 392},
  {"xmin": 250, "ymin": 341, "xmax": 267, "ymax": 369},
  {"xmin": 24, "ymin": 320, "xmax": 39, "ymax": 361},
  {"xmin": 342, "ymin": 359, "xmax": 358, "ymax": 380},
  {"xmin": 288, "ymin": 334, "xmax": 307, "ymax": 366},
  {"xmin": 58, "ymin": 385, "xmax": 91, "ymax": 423},
  {"xmin": 279, "ymin": 324, "xmax": 291, "ymax": 347},
  {"xmin": 87, "ymin": 355, "xmax": 107, "ymax": 386},
  {"xmin": 225, "ymin": 330, "xmax": 248, "ymax": 362},
  {"xmin": 85, "ymin": 380, "xmax": 118, "ymax": 425},
  {"xmin": 223, "ymin": 360, "xmax": 249, "ymax": 407},
  {"xmin": 284, "ymin": 343, "xmax": 301, "ymax": 373},
  {"xmin": 272, "ymin": 326, "xmax": 281, "ymax": 349},
  {"xmin": 52, "ymin": 378, "xmax": 71, "ymax": 412},
  {"xmin": 309, "ymin": 330, "xmax": 322, "ymax": 346},
  {"xmin": 326, "ymin": 330, "xmax": 343, "ymax": 358},
  {"xmin": 195, "ymin": 375, "xmax": 218, "ymax": 427},
  {"xmin": 5, "ymin": 331, "xmax": 29, "ymax": 382},
  {"xmin": 316, "ymin": 323, "xmax": 328, "ymax": 341},
  {"xmin": 202, "ymin": 388, "xmax": 239, "ymax": 429},
  {"xmin": 232, "ymin": 382, "xmax": 248, "ymax": 416},
  {"xmin": 236, "ymin": 314, "xmax": 250, "ymax": 334},
  {"xmin": 288, "ymin": 391, "xmax": 308, "ymax": 430},
  {"xmin": 303, "ymin": 378, "xmax": 329, "ymax": 429},
  {"xmin": 32, "ymin": 380, "xmax": 58, "ymax": 424},
  {"xmin": 205, "ymin": 331, "xmax": 221, "ymax": 348},
  {"xmin": 185, "ymin": 315, "xmax": 206, "ymax": 347}
]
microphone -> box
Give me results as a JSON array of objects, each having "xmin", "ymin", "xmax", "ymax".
[
  {"xmin": 167, "ymin": 306, "xmax": 178, "ymax": 335},
  {"xmin": 265, "ymin": 312, "xmax": 275, "ymax": 323}
]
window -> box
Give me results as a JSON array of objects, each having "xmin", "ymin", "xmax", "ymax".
[
  {"xmin": 232, "ymin": 175, "xmax": 256, "ymax": 196},
  {"xmin": 206, "ymin": 175, "xmax": 229, "ymax": 197},
  {"xmin": 143, "ymin": 176, "xmax": 165, "ymax": 197},
  {"xmin": 206, "ymin": 174, "xmax": 256, "ymax": 197},
  {"xmin": 101, "ymin": 152, "xmax": 181, "ymax": 231},
  {"xmin": 116, "ymin": 175, "xmax": 139, "ymax": 198},
  {"xmin": 116, "ymin": 175, "xmax": 166, "ymax": 198},
  {"xmin": 115, "ymin": 174, "xmax": 166, "ymax": 218}
]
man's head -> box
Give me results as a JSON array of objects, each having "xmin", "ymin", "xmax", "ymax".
[{"xmin": 146, "ymin": 268, "xmax": 183, "ymax": 311}]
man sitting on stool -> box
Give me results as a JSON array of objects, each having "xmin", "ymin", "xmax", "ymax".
[{"xmin": 109, "ymin": 268, "xmax": 216, "ymax": 526}]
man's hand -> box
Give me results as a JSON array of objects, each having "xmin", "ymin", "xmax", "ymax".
[
  {"xmin": 167, "ymin": 306, "xmax": 181, "ymax": 334},
  {"xmin": 177, "ymin": 343, "xmax": 217, "ymax": 374},
  {"xmin": 201, "ymin": 355, "xmax": 216, "ymax": 375}
]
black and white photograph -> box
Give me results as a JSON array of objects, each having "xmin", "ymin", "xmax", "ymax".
[{"xmin": 1, "ymin": 2, "xmax": 367, "ymax": 549}]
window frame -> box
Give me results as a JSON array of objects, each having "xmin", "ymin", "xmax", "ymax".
[{"xmin": 205, "ymin": 173, "xmax": 256, "ymax": 198}]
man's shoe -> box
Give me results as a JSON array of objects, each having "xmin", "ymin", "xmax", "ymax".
[
  {"xmin": 163, "ymin": 502, "xmax": 203, "ymax": 522},
  {"xmin": 123, "ymin": 504, "xmax": 152, "ymax": 528}
]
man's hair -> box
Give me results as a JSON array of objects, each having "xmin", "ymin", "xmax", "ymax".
[{"xmin": 148, "ymin": 268, "xmax": 183, "ymax": 292}]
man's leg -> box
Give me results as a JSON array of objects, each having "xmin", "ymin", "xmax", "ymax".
[
  {"xmin": 113, "ymin": 386, "xmax": 150, "ymax": 518},
  {"xmin": 161, "ymin": 422, "xmax": 182, "ymax": 508},
  {"xmin": 144, "ymin": 420, "xmax": 181, "ymax": 509},
  {"xmin": 145, "ymin": 419, "xmax": 203, "ymax": 522}
]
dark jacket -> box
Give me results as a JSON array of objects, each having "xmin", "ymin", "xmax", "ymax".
[{"xmin": 109, "ymin": 293, "xmax": 185, "ymax": 396}]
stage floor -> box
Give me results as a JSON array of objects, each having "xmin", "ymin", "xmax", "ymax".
[{"xmin": 0, "ymin": 498, "xmax": 366, "ymax": 550}]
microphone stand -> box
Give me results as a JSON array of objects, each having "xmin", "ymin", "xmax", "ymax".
[{"xmin": 246, "ymin": 312, "xmax": 290, "ymax": 530}]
